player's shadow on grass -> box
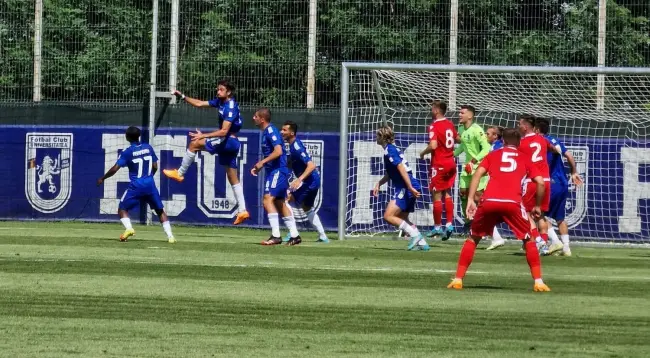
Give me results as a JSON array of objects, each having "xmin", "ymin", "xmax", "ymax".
[
  {"xmin": 508, "ymin": 252, "xmax": 526, "ymax": 256},
  {"xmin": 629, "ymin": 253, "xmax": 650, "ymax": 258},
  {"xmin": 465, "ymin": 285, "xmax": 505, "ymax": 290}
]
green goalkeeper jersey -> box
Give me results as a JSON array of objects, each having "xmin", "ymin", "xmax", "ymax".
[{"xmin": 454, "ymin": 122, "xmax": 491, "ymax": 171}]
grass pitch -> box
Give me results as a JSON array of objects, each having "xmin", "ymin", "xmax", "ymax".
[{"xmin": 0, "ymin": 221, "xmax": 649, "ymax": 357}]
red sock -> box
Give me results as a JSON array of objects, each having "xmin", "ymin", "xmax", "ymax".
[
  {"xmin": 444, "ymin": 196, "xmax": 454, "ymax": 224},
  {"xmin": 433, "ymin": 200, "xmax": 443, "ymax": 226},
  {"xmin": 531, "ymin": 227, "xmax": 541, "ymax": 240},
  {"xmin": 541, "ymin": 233, "xmax": 549, "ymax": 243},
  {"xmin": 455, "ymin": 240, "xmax": 478, "ymax": 279},
  {"xmin": 524, "ymin": 240, "xmax": 542, "ymax": 280}
]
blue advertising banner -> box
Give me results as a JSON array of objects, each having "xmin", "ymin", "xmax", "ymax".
[{"xmin": 0, "ymin": 125, "xmax": 648, "ymax": 242}]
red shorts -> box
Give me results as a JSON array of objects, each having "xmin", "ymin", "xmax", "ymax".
[
  {"xmin": 429, "ymin": 162, "xmax": 457, "ymax": 192},
  {"xmin": 523, "ymin": 181, "xmax": 551, "ymax": 212},
  {"xmin": 470, "ymin": 200, "xmax": 531, "ymax": 240}
]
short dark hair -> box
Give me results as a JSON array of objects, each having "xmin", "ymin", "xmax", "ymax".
[
  {"xmin": 460, "ymin": 105, "xmax": 476, "ymax": 115},
  {"xmin": 217, "ymin": 78, "xmax": 235, "ymax": 92},
  {"xmin": 502, "ymin": 128, "xmax": 521, "ymax": 146},
  {"xmin": 125, "ymin": 126, "xmax": 141, "ymax": 143},
  {"xmin": 432, "ymin": 100, "xmax": 447, "ymax": 115},
  {"xmin": 519, "ymin": 114, "xmax": 535, "ymax": 127},
  {"xmin": 534, "ymin": 117, "xmax": 550, "ymax": 134},
  {"xmin": 256, "ymin": 107, "xmax": 271, "ymax": 122},
  {"xmin": 283, "ymin": 120, "xmax": 298, "ymax": 134},
  {"xmin": 489, "ymin": 125, "xmax": 503, "ymax": 140}
]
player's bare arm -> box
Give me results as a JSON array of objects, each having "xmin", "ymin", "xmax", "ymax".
[
  {"xmin": 373, "ymin": 174, "xmax": 389, "ymax": 197},
  {"xmin": 465, "ymin": 166, "xmax": 487, "ymax": 219},
  {"xmin": 396, "ymin": 163, "xmax": 421, "ymax": 197},
  {"xmin": 252, "ymin": 144, "xmax": 283, "ymax": 176},
  {"xmin": 151, "ymin": 162, "xmax": 158, "ymax": 175},
  {"xmin": 419, "ymin": 139, "xmax": 437, "ymax": 159},
  {"xmin": 291, "ymin": 160, "xmax": 316, "ymax": 191},
  {"xmin": 563, "ymin": 151, "xmax": 584, "ymax": 186},
  {"xmin": 190, "ymin": 121, "xmax": 232, "ymax": 141},
  {"xmin": 172, "ymin": 90, "xmax": 211, "ymax": 108},
  {"xmin": 97, "ymin": 164, "xmax": 120, "ymax": 186},
  {"xmin": 532, "ymin": 175, "xmax": 545, "ymax": 218}
]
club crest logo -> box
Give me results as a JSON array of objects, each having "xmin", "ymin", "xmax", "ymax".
[
  {"xmin": 25, "ymin": 133, "xmax": 73, "ymax": 213},
  {"xmin": 288, "ymin": 140, "xmax": 325, "ymax": 222},
  {"xmin": 562, "ymin": 146, "xmax": 589, "ymax": 229}
]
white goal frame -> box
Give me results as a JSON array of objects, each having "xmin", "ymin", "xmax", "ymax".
[{"xmin": 338, "ymin": 62, "xmax": 650, "ymax": 241}]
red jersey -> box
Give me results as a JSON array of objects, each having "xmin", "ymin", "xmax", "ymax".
[
  {"xmin": 479, "ymin": 146, "xmax": 542, "ymax": 203},
  {"xmin": 518, "ymin": 133, "xmax": 550, "ymax": 179},
  {"xmin": 428, "ymin": 118, "xmax": 458, "ymax": 166}
]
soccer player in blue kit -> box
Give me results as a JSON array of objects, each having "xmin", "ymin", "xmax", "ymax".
[
  {"xmin": 372, "ymin": 126, "xmax": 428, "ymax": 251},
  {"xmin": 280, "ymin": 121, "xmax": 329, "ymax": 243},
  {"xmin": 165, "ymin": 79, "xmax": 250, "ymax": 225},
  {"xmin": 251, "ymin": 108, "xmax": 302, "ymax": 246},
  {"xmin": 97, "ymin": 126, "xmax": 176, "ymax": 243},
  {"xmin": 534, "ymin": 118, "xmax": 583, "ymax": 256}
]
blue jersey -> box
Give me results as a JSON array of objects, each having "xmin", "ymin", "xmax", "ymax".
[
  {"xmin": 383, "ymin": 143, "xmax": 419, "ymax": 189},
  {"xmin": 288, "ymin": 138, "xmax": 320, "ymax": 185},
  {"xmin": 116, "ymin": 142, "xmax": 158, "ymax": 189},
  {"xmin": 491, "ymin": 139, "xmax": 503, "ymax": 151},
  {"xmin": 544, "ymin": 134, "xmax": 568, "ymax": 186},
  {"xmin": 208, "ymin": 97, "xmax": 242, "ymax": 135},
  {"xmin": 261, "ymin": 124, "xmax": 288, "ymax": 172}
]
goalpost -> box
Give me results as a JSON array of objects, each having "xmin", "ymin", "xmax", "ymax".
[{"xmin": 338, "ymin": 63, "xmax": 650, "ymax": 244}]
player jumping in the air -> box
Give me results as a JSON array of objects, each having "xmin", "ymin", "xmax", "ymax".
[
  {"xmin": 483, "ymin": 125, "xmax": 507, "ymax": 250},
  {"xmin": 454, "ymin": 105, "xmax": 491, "ymax": 233},
  {"xmin": 419, "ymin": 100, "xmax": 458, "ymax": 241},
  {"xmin": 164, "ymin": 79, "xmax": 250, "ymax": 225},
  {"xmin": 534, "ymin": 118, "xmax": 583, "ymax": 256},
  {"xmin": 447, "ymin": 128, "xmax": 550, "ymax": 292},
  {"xmin": 97, "ymin": 126, "xmax": 175, "ymax": 243},
  {"xmin": 252, "ymin": 108, "xmax": 302, "ymax": 246},
  {"xmin": 375, "ymin": 126, "xmax": 428, "ymax": 251},
  {"xmin": 280, "ymin": 121, "xmax": 329, "ymax": 243}
]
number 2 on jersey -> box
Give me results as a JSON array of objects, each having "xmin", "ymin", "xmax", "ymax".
[
  {"xmin": 133, "ymin": 155, "xmax": 153, "ymax": 178},
  {"xmin": 529, "ymin": 142, "xmax": 543, "ymax": 162},
  {"xmin": 500, "ymin": 152, "xmax": 517, "ymax": 172}
]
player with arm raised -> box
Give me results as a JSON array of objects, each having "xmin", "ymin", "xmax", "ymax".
[
  {"xmin": 280, "ymin": 121, "xmax": 329, "ymax": 243},
  {"xmin": 534, "ymin": 118, "xmax": 583, "ymax": 256},
  {"xmin": 419, "ymin": 100, "xmax": 458, "ymax": 241},
  {"xmin": 252, "ymin": 108, "xmax": 302, "ymax": 246},
  {"xmin": 454, "ymin": 105, "xmax": 491, "ymax": 233},
  {"xmin": 164, "ymin": 79, "xmax": 249, "ymax": 225},
  {"xmin": 97, "ymin": 126, "xmax": 175, "ymax": 243},
  {"xmin": 447, "ymin": 128, "xmax": 550, "ymax": 292},
  {"xmin": 375, "ymin": 126, "xmax": 428, "ymax": 251}
]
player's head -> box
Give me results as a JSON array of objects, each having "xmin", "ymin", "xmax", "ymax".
[
  {"xmin": 253, "ymin": 107, "xmax": 272, "ymax": 128},
  {"xmin": 376, "ymin": 125, "xmax": 395, "ymax": 147},
  {"xmin": 459, "ymin": 105, "xmax": 475, "ymax": 124},
  {"xmin": 125, "ymin": 126, "xmax": 141, "ymax": 143},
  {"xmin": 486, "ymin": 126, "xmax": 502, "ymax": 144},
  {"xmin": 534, "ymin": 117, "xmax": 550, "ymax": 135},
  {"xmin": 502, "ymin": 128, "xmax": 521, "ymax": 147},
  {"xmin": 518, "ymin": 114, "xmax": 536, "ymax": 134},
  {"xmin": 431, "ymin": 100, "xmax": 447, "ymax": 119},
  {"xmin": 281, "ymin": 121, "xmax": 298, "ymax": 141},
  {"xmin": 216, "ymin": 79, "xmax": 235, "ymax": 100}
]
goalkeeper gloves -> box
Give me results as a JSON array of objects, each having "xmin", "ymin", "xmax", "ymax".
[{"xmin": 464, "ymin": 163, "xmax": 473, "ymax": 175}]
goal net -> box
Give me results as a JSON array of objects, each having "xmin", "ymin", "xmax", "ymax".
[{"xmin": 339, "ymin": 64, "xmax": 650, "ymax": 243}]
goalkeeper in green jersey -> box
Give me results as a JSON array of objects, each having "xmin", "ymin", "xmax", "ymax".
[{"xmin": 454, "ymin": 105, "xmax": 490, "ymax": 230}]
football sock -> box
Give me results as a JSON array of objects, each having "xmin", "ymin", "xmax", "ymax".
[
  {"xmin": 178, "ymin": 150, "xmax": 196, "ymax": 176},
  {"xmin": 524, "ymin": 240, "xmax": 542, "ymax": 280},
  {"xmin": 120, "ymin": 217, "xmax": 132, "ymax": 230},
  {"xmin": 455, "ymin": 239, "xmax": 477, "ymax": 279},
  {"xmin": 306, "ymin": 209, "xmax": 326, "ymax": 237},
  {"xmin": 282, "ymin": 215, "xmax": 300, "ymax": 238},
  {"xmin": 541, "ymin": 233, "xmax": 549, "ymax": 243},
  {"xmin": 433, "ymin": 200, "xmax": 443, "ymax": 226},
  {"xmin": 268, "ymin": 213, "xmax": 281, "ymax": 237},
  {"xmin": 162, "ymin": 221, "xmax": 173, "ymax": 238},
  {"xmin": 492, "ymin": 227, "xmax": 503, "ymax": 241},
  {"xmin": 531, "ymin": 227, "xmax": 542, "ymax": 242},
  {"xmin": 561, "ymin": 234, "xmax": 570, "ymax": 247},
  {"xmin": 548, "ymin": 226, "xmax": 561, "ymax": 245},
  {"xmin": 231, "ymin": 183, "xmax": 247, "ymax": 213},
  {"xmin": 399, "ymin": 220, "xmax": 420, "ymax": 237},
  {"xmin": 444, "ymin": 196, "xmax": 454, "ymax": 224}
]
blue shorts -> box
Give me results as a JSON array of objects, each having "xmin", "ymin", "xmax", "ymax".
[
  {"xmin": 264, "ymin": 169, "xmax": 289, "ymax": 199},
  {"xmin": 291, "ymin": 181, "xmax": 319, "ymax": 208},
  {"xmin": 204, "ymin": 136, "xmax": 241, "ymax": 169},
  {"xmin": 393, "ymin": 187, "xmax": 418, "ymax": 213},
  {"xmin": 546, "ymin": 183, "xmax": 568, "ymax": 221},
  {"xmin": 119, "ymin": 185, "xmax": 164, "ymax": 211}
]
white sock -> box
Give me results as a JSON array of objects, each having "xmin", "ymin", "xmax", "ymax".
[
  {"xmin": 492, "ymin": 227, "xmax": 503, "ymax": 242},
  {"xmin": 445, "ymin": 222, "xmax": 452, "ymax": 229},
  {"xmin": 283, "ymin": 215, "xmax": 300, "ymax": 238},
  {"xmin": 120, "ymin": 217, "xmax": 132, "ymax": 230},
  {"xmin": 306, "ymin": 209, "xmax": 326, "ymax": 237},
  {"xmin": 178, "ymin": 150, "xmax": 196, "ymax": 176},
  {"xmin": 434, "ymin": 225, "xmax": 441, "ymax": 231},
  {"xmin": 561, "ymin": 234, "xmax": 570, "ymax": 247},
  {"xmin": 398, "ymin": 220, "xmax": 420, "ymax": 237},
  {"xmin": 548, "ymin": 226, "xmax": 561, "ymax": 245},
  {"xmin": 417, "ymin": 238, "xmax": 428, "ymax": 246},
  {"xmin": 162, "ymin": 221, "xmax": 173, "ymax": 238},
  {"xmin": 534, "ymin": 278, "xmax": 544, "ymax": 285},
  {"xmin": 286, "ymin": 202, "xmax": 294, "ymax": 216},
  {"xmin": 231, "ymin": 183, "xmax": 247, "ymax": 212},
  {"xmin": 268, "ymin": 213, "xmax": 281, "ymax": 237}
]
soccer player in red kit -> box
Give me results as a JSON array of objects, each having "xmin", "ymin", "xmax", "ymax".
[
  {"xmin": 419, "ymin": 100, "xmax": 459, "ymax": 241},
  {"xmin": 447, "ymin": 128, "xmax": 550, "ymax": 292}
]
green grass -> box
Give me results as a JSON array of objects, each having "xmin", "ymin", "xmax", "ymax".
[{"xmin": 0, "ymin": 221, "xmax": 649, "ymax": 357}]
